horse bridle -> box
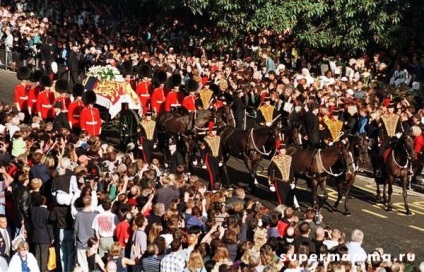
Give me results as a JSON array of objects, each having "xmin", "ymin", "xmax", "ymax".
[
  {"xmin": 248, "ymin": 128, "xmax": 273, "ymax": 156},
  {"xmin": 392, "ymin": 141, "xmax": 411, "ymax": 169},
  {"xmin": 316, "ymin": 149, "xmax": 344, "ymax": 177}
]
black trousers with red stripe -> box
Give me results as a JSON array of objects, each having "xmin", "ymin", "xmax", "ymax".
[
  {"xmin": 205, "ymin": 154, "xmax": 220, "ymax": 189},
  {"xmin": 274, "ymin": 179, "xmax": 291, "ymax": 205}
]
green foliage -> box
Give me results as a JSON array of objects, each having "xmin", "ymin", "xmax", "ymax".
[{"xmin": 136, "ymin": 0, "xmax": 424, "ymax": 53}]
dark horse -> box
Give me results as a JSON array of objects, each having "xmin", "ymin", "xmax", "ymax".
[
  {"xmin": 287, "ymin": 142, "xmax": 351, "ymax": 209},
  {"xmin": 332, "ymin": 134, "xmax": 369, "ymax": 215},
  {"xmin": 370, "ymin": 134, "xmax": 416, "ymax": 214},
  {"xmin": 156, "ymin": 110, "xmax": 212, "ymax": 166},
  {"xmin": 214, "ymin": 104, "xmax": 236, "ymax": 128},
  {"xmin": 219, "ymin": 126, "xmax": 281, "ymax": 190}
]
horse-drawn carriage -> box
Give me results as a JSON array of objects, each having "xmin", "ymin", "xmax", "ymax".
[{"xmin": 83, "ymin": 66, "xmax": 142, "ymax": 146}]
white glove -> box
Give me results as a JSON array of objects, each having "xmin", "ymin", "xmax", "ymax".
[
  {"xmin": 265, "ymin": 122, "xmax": 272, "ymax": 127},
  {"xmin": 192, "ymin": 159, "xmax": 198, "ymax": 166},
  {"xmin": 153, "ymin": 144, "xmax": 157, "ymax": 149},
  {"xmin": 328, "ymin": 141, "xmax": 334, "ymax": 146},
  {"xmin": 138, "ymin": 145, "xmax": 143, "ymax": 150},
  {"xmin": 219, "ymin": 162, "xmax": 223, "ymax": 167},
  {"xmin": 164, "ymin": 163, "xmax": 168, "ymax": 168},
  {"xmin": 290, "ymin": 183, "xmax": 295, "ymax": 189},
  {"xmin": 395, "ymin": 132, "xmax": 402, "ymax": 138}
]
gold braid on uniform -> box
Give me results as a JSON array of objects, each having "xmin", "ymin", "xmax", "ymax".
[
  {"xmin": 272, "ymin": 154, "xmax": 292, "ymax": 181},
  {"xmin": 141, "ymin": 120, "xmax": 156, "ymax": 140},
  {"xmin": 205, "ymin": 136, "xmax": 221, "ymax": 157},
  {"xmin": 258, "ymin": 105, "xmax": 275, "ymax": 123},
  {"xmin": 324, "ymin": 119, "xmax": 344, "ymax": 141},
  {"xmin": 381, "ymin": 114, "xmax": 399, "ymax": 137},
  {"xmin": 199, "ymin": 89, "xmax": 213, "ymax": 109}
]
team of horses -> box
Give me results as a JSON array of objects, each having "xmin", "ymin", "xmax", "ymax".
[{"xmin": 153, "ymin": 106, "xmax": 417, "ymax": 216}]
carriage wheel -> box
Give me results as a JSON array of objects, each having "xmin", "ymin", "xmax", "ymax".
[{"xmin": 119, "ymin": 109, "xmax": 140, "ymax": 147}]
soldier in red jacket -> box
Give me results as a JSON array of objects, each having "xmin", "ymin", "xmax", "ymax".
[
  {"xmin": 136, "ymin": 64, "xmax": 153, "ymax": 114},
  {"xmin": 68, "ymin": 84, "xmax": 86, "ymax": 134},
  {"xmin": 164, "ymin": 74, "xmax": 184, "ymax": 112},
  {"xmin": 14, "ymin": 66, "xmax": 32, "ymax": 121},
  {"xmin": 150, "ymin": 71, "xmax": 168, "ymax": 115},
  {"xmin": 28, "ymin": 70, "xmax": 44, "ymax": 117},
  {"xmin": 53, "ymin": 79, "xmax": 71, "ymax": 114},
  {"xmin": 80, "ymin": 90, "xmax": 101, "ymax": 136},
  {"xmin": 36, "ymin": 75, "xmax": 55, "ymax": 121}
]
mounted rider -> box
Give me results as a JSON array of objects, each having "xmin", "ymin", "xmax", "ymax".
[
  {"xmin": 376, "ymin": 101, "xmax": 403, "ymax": 177},
  {"xmin": 257, "ymin": 95, "xmax": 279, "ymax": 127}
]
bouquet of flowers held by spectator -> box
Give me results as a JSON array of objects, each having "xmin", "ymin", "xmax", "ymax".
[{"xmin": 86, "ymin": 65, "xmax": 122, "ymax": 81}]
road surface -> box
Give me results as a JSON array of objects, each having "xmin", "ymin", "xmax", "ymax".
[{"xmin": 1, "ymin": 69, "xmax": 423, "ymax": 264}]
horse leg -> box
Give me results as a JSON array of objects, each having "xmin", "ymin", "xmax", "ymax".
[
  {"xmin": 319, "ymin": 178, "xmax": 329, "ymax": 201},
  {"xmin": 401, "ymin": 174, "xmax": 411, "ymax": 215},
  {"xmin": 311, "ymin": 178, "xmax": 319, "ymax": 210},
  {"xmin": 243, "ymin": 154, "xmax": 258, "ymax": 192},
  {"xmin": 222, "ymin": 157, "xmax": 231, "ymax": 187},
  {"xmin": 344, "ymin": 175, "xmax": 354, "ymax": 216},
  {"xmin": 333, "ymin": 178, "xmax": 343, "ymax": 213},
  {"xmin": 383, "ymin": 180, "xmax": 388, "ymax": 205},
  {"xmin": 386, "ymin": 175, "xmax": 393, "ymax": 211}
]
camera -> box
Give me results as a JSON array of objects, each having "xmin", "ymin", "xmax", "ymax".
[{"xmin": 314, "ymin": 210, "xmax": 322, "ymax": 225}]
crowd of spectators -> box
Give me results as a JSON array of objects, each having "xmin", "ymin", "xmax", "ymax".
[{"xmin": 0, "ymin": 0, "xmax": 424, "ymax": 272}]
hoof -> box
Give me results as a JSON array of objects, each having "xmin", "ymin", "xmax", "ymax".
[
  {"xmin": 406, "ymin": 210, "xmax": 412, "ymax": 215},
  {"xmin": 376, "ymin": 194, "xmax": 382, "ymax": 201},
  {"xmin": 345, "ymin": 211, "xmax": 351, "ymax": 216},
  {"xmin": 331, "ymin": 206, "xmax": 338, "ymax": 213},
  {"xmin": 385, "ymin": 207, "xmax": 393, "ymax": 212}
]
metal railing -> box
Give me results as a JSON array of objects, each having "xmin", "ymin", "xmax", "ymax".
[{"xmin": 0, "ymin": 49, "xmax": 42, "ymax": 71}]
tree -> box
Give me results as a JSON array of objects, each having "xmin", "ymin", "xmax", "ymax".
[{"xmin": 152, "ymin": 0, "xmax": 423, "ymax": 54}]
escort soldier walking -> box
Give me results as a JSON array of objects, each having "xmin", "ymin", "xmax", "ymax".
[
  {"xmin": 268, "ymin": 144, "xmax": 294, "ymax": 206},
  {"xmin": 202, "ymin": 122, "xmax": 224, "ymax": 190},
  {"xmin": 136, "ymin": 64, "xmax": 153, "ymax": 114},
  {"xmin": 14, "ymin": 66, "xmax": 32, "ymax": 122},
  {"xmin": 150, "ymin": 71, "xmax": 168, "ymax": 115},
  {"xmin": 68, "ymin": 84, "xmax": 86, "ymax": 134},
  {"xmin": 80, "ymin": 90, "xmax": 101, "ymax": 136},
  {"xmin": 137, "ymin": 110, "xmax": 158, "ymax": 163},
  {"xmin": 36, "ymin": 75, "xmax": 55, "ymax": 122}
]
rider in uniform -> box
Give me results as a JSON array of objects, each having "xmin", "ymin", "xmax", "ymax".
[
  {"xmin": 14, "ymin": 66, "xmax": 32, "ymax": 122},
  {"xmin": 68, "ymin": 84, "xmax": 86, "ymax": 134},
  {"xmin": 268, "ymin": 144, "xmax": 294, "ymax": 206},
  {"xmin": 80, "ymin": 90, "xmax": 101, "ymax": 136},
  {"xmin": 150, "ymin": 71, "xmax": 168, "ymax": 115},
  {"xmin": 202, "ymin": 122, "xmax": 224, "ymax": 190},
  {"xmin": 323, "ymin": 109, "xmax": 345, "ymax": 145},
  {"xmin": 197, "ymin": 81, "xmax": 214, "ymax": 110},
  {"xmin": 137, "ymin": 110, "xmax": 158, "ymax": 163},
  {"xmin": 376, "ymin": 102, "xmax": 403, "ymax": 177},
  {"xmin": 257, "ymin": 96, "xmax": 279, "ymax": 127},
  {"xmin": 164, "ymin": 74, "xmax": 184, "ymax": 113}
]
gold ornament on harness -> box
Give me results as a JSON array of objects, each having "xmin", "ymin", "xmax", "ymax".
[
  {"xmin": 141, "ymin": 120, "xmax": 156, "ymax": 140},
  {"xmin": 258, "ymin": 105, "xmax": 275, "ymax": 123},
  {"xmin": 205, "ymin": 136, "xmax": 221, "ymax": 157},
  {"xmin": 324, "ymin": 119, "xmax": 344, "ymax": 141},
  {"xmin": 381, "ymin": 114, "xmax": 399, "ymax": 137},
  {"xmin": 199, "ymin": 89, "xmax": 213, "ymax": 109},
  {"xmin": 272, "ymin": 154, "xmax": 292, "ymax": 182}
]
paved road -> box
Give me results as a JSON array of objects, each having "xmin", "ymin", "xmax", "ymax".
[{"xmin": 1, "ymin": 69, "xmax": 424, "ymax": 263}]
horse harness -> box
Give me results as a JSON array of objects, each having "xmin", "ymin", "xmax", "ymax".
[{"xmin": 247, "ymin": 128, "xmax": 273, "ymax": 156}]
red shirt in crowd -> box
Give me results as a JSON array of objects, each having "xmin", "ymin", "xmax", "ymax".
[{"xmin": 115, "ymin": 220, "xmax": 133, "ymax": 247}]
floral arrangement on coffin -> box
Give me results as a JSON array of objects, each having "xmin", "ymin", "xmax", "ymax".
[{"xmin": 86, "ymin": 65, "xmax": 122, "ymax": 82}]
